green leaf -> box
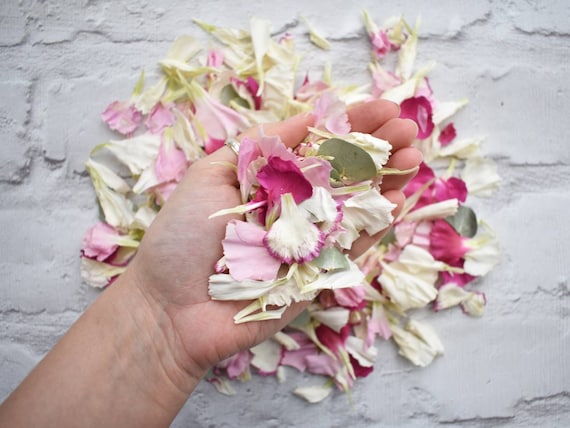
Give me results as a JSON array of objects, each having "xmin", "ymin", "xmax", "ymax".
[
  {"xmin": 318, "ymin": 138, "xmax": 377, "ymax": 184},
  {"xmin": 379, "ymin": 226, "xmax": 396, "ymax": 246},
  {"xmin": 312, "ymin": 247, "xmax": 350, "ymax": 272},
  {"xmin": 445, "ymin": 205, "xmax": 478, "ymax": 238}
]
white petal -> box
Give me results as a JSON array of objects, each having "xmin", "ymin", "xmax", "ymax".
[
  {"xmin": 339, "ymin": 188, "xmax": 395, "ymax": 249},
  {"xmin": 435, "ymin": 283, "xmax": 471, "ymax": 310},
  {"xmin": 378, "ymin": 246, "xmax": 440, "ymax": 310},
  {"xmin": 381, "ymin": 62, "xmax": 435, "ymax": 104},
  {"xmin": 85, "ymin": 159, "xmax": 130, "ymax": 194},
  {"xmin": 264, "ymin": 193, "xmax": 324, "ymax": 264},
  {"xmin": 300, "ymin": 186, "xmax": 338, "ymax": 224},
  {"xmin": 134, "ymin": 77, "xmax": 168, "ymax": 115},
  {"xmin": 272, "ymin": 332, "xmax": 301, "ymax": 351},
  {"xmin": 390, "ymin": 319, "xmax": 444, "ymax": 367},
  {"xmin": 310, "ymin": 307, "xmax": 350, "ymax": 332},
  {"xmin": 464, "ymin": 230, "xmax": 500, "ymax": 276},
  {"xmin": 345, "ymin": 336, "xmax": 377, "ymax": 367},
  {"xmin": 300, "ymin": 259, "xmax": 365, "ymax": 294},
  {"xmin": 105, "ymin": 133, "xmax": 161, "ymax": 175},
  {"xmin": 438, "ymin": 138, "xmax": 482, "ymax": 159},
  {"xmin": 208, "ymin": 274, "xmax": 277, "ymax": 300},
  {"xmin": 395, "ymin": 17, "xmax": 420, "ymax": 81},
  {"xmin": 293, "ymin": 384, "xmax": 333, "ymax": 403},
  {"xmin": 132, "ymin": 206, "xmax": 157, "ymax": 230},
  {"xmin": 461, "ymin": 157, "xmax": 501, "ymax": 197},
  {"xmin": 250, "ymin": 17, "xmax": 271, "ymax": 95},
  {"xmin": 250, "ymin": 339, "xmax": 282, "ymax": 373},
  {"xmin": 86, "ymin": 162, "xmax": 135, "ymax": 229},
  {"xmin": 432, "ymin": 99, "xmax": 468, "ymax": 125},
  {"xmin": 404, "ymin": 198, "xmax": 458, "ymax": 222},
  {"xmin": 461, "ymin": 292, "xmax": 486, "ymax": 317},
  {"xmin": 80, "ymin": 258, "xmax": 126, "ymax": 288}
]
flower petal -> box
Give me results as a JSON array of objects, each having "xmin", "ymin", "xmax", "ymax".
[
  {"xmin": 264, "ymin": 193, "xmax": 324, "ymax": 264},
  {"xmin": 223, "ymin": 220, "xmax": 282, "ymax": 281}
]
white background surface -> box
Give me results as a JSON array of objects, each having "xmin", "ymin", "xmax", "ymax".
[{"xmin": 1, "ymin": 1, "xmax": 569, "ymax": 426}]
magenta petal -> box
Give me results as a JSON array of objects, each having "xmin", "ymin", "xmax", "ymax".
[
  {"xmin": 257, "ymin": 156, "xmax": 313, "ymax": 205},
  {"xmin": 434, "ymin": 176, "xmax": 468, "ymax": 204},
  {"xmin": 316, "ymin": 324, "xmax": 350, "ymax": 356},
  {"xmin": 223, "ymin": 220, "xmax": 282, "ymax": 281},
  {"xmin": 429, "ymin": 219, "xmax": 469, "ymax": 265},
  {"xmin": 439, "ymin": 123, "xmax": 457, "ymax": 146},
  {"xmin": 400, "ymin": 96, "xmax": 434, "ymax": 139},
  {"xmin": 350, "ymin": 355, "xmax": 374, "ymax": 378}
]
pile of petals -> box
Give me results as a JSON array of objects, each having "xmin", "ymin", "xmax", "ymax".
[{"xmin": 80, "ymin": 12, "xmax": 501, "ymax": 403}]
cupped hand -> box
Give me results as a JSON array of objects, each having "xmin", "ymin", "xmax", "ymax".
[{"xmin": 124, "ymin": 99, "xmax": 421, "ymax": 386}]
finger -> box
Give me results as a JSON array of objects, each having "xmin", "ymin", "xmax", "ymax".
[
  {"xmin": 347, "ymin": 99, "xmax": 400, "ymax": 133},
  {"xmin": 373, "ymin": 118, "xmax": 418, "ymax": 152},
  {"xmin": 380, "ymin": 147, "xmax": 423, "ymax": 191},
  {"xmin": 348, "ymin": 189, "xmax": 405, "ymax": 259}
]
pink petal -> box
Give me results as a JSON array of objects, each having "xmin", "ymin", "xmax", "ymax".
[
  {"xmin": 82, "ymin": 222, "xmax": 120, "ymax": 261},
  {"xmin": 145, "ymin": 102, "xmax": 175, "ymax": 135},
  {"xmin": 439, "ymin": 123, "xmax": 457, "ymax": 146},
  {"xmin": 207, "ymin": 49, "xmax": 224, "ymax": 68},
  {"xmin": 257, "ymin": 156, "xmax": 313, "ymax": 206},
  {"xmin": 333, "ymin": 286, "xmax": 366, "ymax": 309},
  {"xmin": 101, "ymin": 101, "xmax": 142, "ymax": 135},
  {"xmin": 400, "ymin": 96, "xmax": 434, "ymax": 139},
  {"xmin": 429, "ymin": 219, "xmax": 469, "ymax": 265},
  {"xmin": 219, "ymin": 350, "xmax": 252, "ymax": 379},
  {"xmin": 305, "ymin": 353, "xmax": 339, "ymax": 378},
  {"xmin": 223, "ymin": 220, "xmax": 282, "ymax": 281},
  {"xmin": 370, "ymin": 30, "xmax": 391, "ymax": 59},
  {"xmin": 313, "ymin": 92, "xmax": 351, "ymax": 135},
  {"xmin": 434, "ymin": 176, "xmax": 468, "ymax": 204},
  {"xmin": 281, "ymin": 333, "xmax": 319, "ymax": 372},
  {"xmin": 440, "ymin": 259, "xmax": 476, "ymax": 288},
  {"xmin": 155, "ymin": 141, "xmax": 188, "ymax": 183}
]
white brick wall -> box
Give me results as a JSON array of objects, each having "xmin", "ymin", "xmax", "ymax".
[{"xmin": 1, "ymin": 1, "xmax": 568, "ymax": 426}]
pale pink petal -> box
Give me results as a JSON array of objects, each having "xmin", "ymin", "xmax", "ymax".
[
  {"xmin": 305, "ymin": 353, "xmax": 339, "ymax": 378},
  {"xmin": 313, "ymin": 92, "xmax": 351, "ymax": 135},
  {"xmin": 218, "ymin": 350, "xmax": 252, "ymax": 379},
  {"xmin": 223, "ymin": 220, "xmax": 282, "ymax": 281},
  {"xmin": 101, "ymin": 101, "xmax": 142, "ymax": 135},
  {"xmin": 145, "ymin": 102, "xmax": 175, "ymax": 134},
  {"xmin": 155, "ymin": 140, "xmax": 188, "ymax": 183},
  {"xmin": 207, "ymin": 48, "xmax": 224, "ymax": 68},
  {"xmin": 333, "ymin": 286, "xmax": 366, "ymax": 309},
  {"xmin": 82, "ymin": 222, "xmax": 120, "ymax": 261}
]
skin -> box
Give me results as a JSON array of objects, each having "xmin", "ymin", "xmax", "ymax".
[{"xmin": 0, "ymin": 100, "xmax": 420, "ymax": 427}]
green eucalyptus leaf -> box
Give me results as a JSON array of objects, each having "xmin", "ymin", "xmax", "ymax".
[
  {"xmin": 445, "ymin": 205, "xmax": 478, "ymax": 238},
  {"xmin": 312, "ymin": 247, "xmax": 350, "ymax": 272},
  {"xmin": 318, "ymin": 138, "xmax": 377, "ymax": 184},
  {"xmin": 379, "ymin": 226, "xmax": 396, "ymax": 247}
]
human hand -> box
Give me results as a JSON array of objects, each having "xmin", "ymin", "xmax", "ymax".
[{"xmin": 121, "ymin": 99, "xmax": 421, "ymax": 390}]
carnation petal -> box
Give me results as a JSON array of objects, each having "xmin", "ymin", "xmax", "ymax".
[{"xmin": 264, "ymin": 193, "xmax": 324, "ymax": 264}]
